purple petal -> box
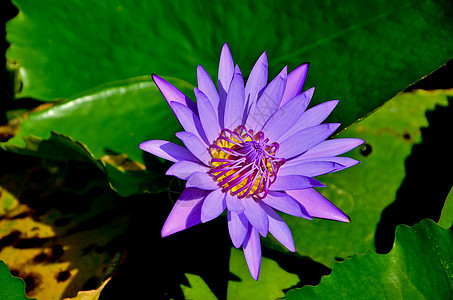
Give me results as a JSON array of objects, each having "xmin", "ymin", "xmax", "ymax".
[
  {"xmin": 280, "ymin": 63, "xmax": 309, "ymax": 107},
  {"xmin": 286, "ymin": 157, "xmax": 359, "ymax": 171},
  {"xmin": 279, "ymin": 161, "xmax": 346, "ymax": 177},
  {"xmin": 279, "ymin": 123, "xmax": 341, "ymax": 159},
  {"xmin": 152, "ymin": 74, "xmax": 197, "ymax": 113},
  {"xmin": 166, "ymin": 160, "xmax": 210, "ymax": 180},
  {"xmin": 218, "ymin": 43, "xmax": 235, "ymax": 127},
  {"xmin": 139, "ymin": 140, "xmax": 199, "ymax": 163},
  {"xmin": 201, "ymin": 188, "xmax": 226, "ymax": 223},
  {"xmin": 161, "ymin": 188, "xmax": 210, "ymax": 237},
  {"xmin": 243, "ymin": 224, "xmax": 262, "ymax": 280},
  {"xmin": 279, "ymin": 96, "xmax": 338, "ymax": 142},
  {"xmin": 297, "ymin": 100, "xmax": 338, "ymax": 129},
  {"xmin": 195, "ymin": 88, "xmax": 221, "ymax": 144},
  {"xmin": 297, "ymin": 138, "xmax": 365, "ymax": 160},
  {"xmin": 242, "ymin": 197, "xmax": 269, "ymax": 237},
  {"xmin": 224, "ymin": 66, "xmax": 245, "ymax": 129},
  {"xmin": 170, "ymin": 101, "xmax": 209, "ymax": 145},
  {"xmin": 186, "ymin": 172, "xmax": 219, "ymax": 190},
  {"xmin": 175, "ymin": 131, "xmax": 210, "ymax": 165},
  {"xmin": 261, "ymin": 191, "xmax": 312, "ymax": 219},
  {"xmin": 246, "ymin": 66, "xmax": 287, "ymax": 131},
  {"xmin": 286, "ymin": 188, "xmax": 350, "ymax": 222},
  {"xmin": 244, "ymin": 52, "xmax": 268, "ymax": 122},
  {"xmin": 270, "ymin": 175, "xmax": 325, "ymax": 191},
  {"xmin": 197, "ymin": 65, "xmax": 220, "ymax": 113},
  {"xmin": 227, "ymin": 211, "xmax": 248, "ymax": 248},
  {"xmin": 226, "ymin": 192, "xmax": 244, "ymax": 213},
  {"xmin": 261, "ymin": 91, "xmax": 311, "ymax": 141},
  {"xmin": 260, "ymin": 204, "xmax": 295, "ymax": 252}
]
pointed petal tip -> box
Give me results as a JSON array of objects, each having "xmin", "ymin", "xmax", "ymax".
[
  {"xmin": 138, "ymin": 141, "xmax": 148, "ymax": 151},
  {"xmin": 221, "ymin": 43, "xmax": 231, "ymax": 54},
  {"xmin": 161, "ymin": 228, "xmax": 171, "ymax": 238}
]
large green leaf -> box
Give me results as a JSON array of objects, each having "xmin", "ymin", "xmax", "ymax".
[
  {"xmin": 286, "ymin": 219, "xmax": 453, "ymax": 299},
  {"xmin": 267, "ymin": 90, "xmax": 451, "ymax": 267},
  {"xmin": 2, "ymin": 76, "xmax": 192, "ymax": 164},
  {"xmin": 0, "ymin": 261, "xmax": 34, "ymax": 300},
  {"xmin": 7, "ymin": 0, "xmax": 453, "ymax": 128}
]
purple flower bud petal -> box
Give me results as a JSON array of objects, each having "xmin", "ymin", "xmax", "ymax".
[
  {"xmin": 166, "ymin": 160, "xmax": 210, "ymax": 180},
  {"xmin": 186, "ymin": 172, "xmax": 219, "ymax": 190},
  {"xmin": 243, "ymin": 224, "xmax": 262, "ymax": 281},
  {"xmin": 242, "ymin": 197, "xmax": 269, "ymax": 237},
  {"xmin": 279, "ymin": 98, "xmax": 337, "ymax": 142},
  {"xmin": 280, "ymin": 63, "xmax": 309, "ymax": 107},
  {"xmin": 197, "ymin": 65, "xmax": 220, "ymax": 113},
  {"xmin": 261, "ymin": 204, "xmax": 295, "ymax": 252},
  {"xmin": 261, "ymin": 191, "xmax": 312, "ymax": 219},
  {"xmin": 152, "ymin": 74, "xmax": 197, "ymax": 113},
  {"xmin": 226, "ymin": 192, "xmax": 244, "ymax": 213},
  {"xmin": 218, "ymin": 43, "xmax": 235, "ymax": 127},
  {"xmin": 227, "ymin": 210, "xmax": 248, "ymax": 248},
  {"xmin": 176, "ymin": 131, "xmax": 211, "ymax": 165},
  {"xmin": 194, "ymin": 88, "xmax": 221, "ymax": 144},
  {"xmin": 224, "ymin": 66, "xmax": 245, "ymax": 130},
  {"xmin": 170, "ymin": 101, "xmax": 209, "ymax": 145},
  {"xmin": 261, "ymin": 91, "xmax": 311, "ymax": 141},
  {"xmin": 161, "ymin": 188, "xmax": 210, "ymax": 237},
  {"xmin": 246, "ymin": 66, "xmax": 287, "ymax": 131},
  {"xmin": 279, "ymin": 123, "xmax": 341, "ymax": 159},
  {"xmin": 270, "ymin": 175, "xmax": 325, "ymax": 191},
  {"xmin": 244, "ymin": 52, "xmax": 268, "ymax": 122},
  {"xmin": 297, "ymin": 138, "xmax": 365, "ymax": 160},
  {"xmin": 201, "ymin": 188, "xmax": 226, "ymax": 223},
  {"xmin": 139, "ymin": 140, "xmax": 199, "ymax": 163},
  {"xmin": 286, "ymin": 188, "xmax": 350, "ymax": 223},
  {"xmin": 279, "ymin": 161, "xmax": 346, "ymax": 177}
]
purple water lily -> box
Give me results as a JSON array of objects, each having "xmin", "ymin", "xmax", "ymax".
[{"xmin": 140, "ymin": 44, "xmax": 363, "ymax": 280}]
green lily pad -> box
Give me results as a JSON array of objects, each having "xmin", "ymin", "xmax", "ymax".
[
  {"xmin": 180, "ymin": 248, "xmax": 299, "ymax": 300},
  {"xmin": 227, "ymin": 248, "xmax": 299, "ymax": 299},
  {"xmin": 181, "ymin": 274, "xmax": 217, "ymax": 300},
  {"xmin": 286, "ymin": 219, "xmax": 453, "ymax": 299},
  {"xmin": 0, "ymin": 260, "xmax": 35, "ymax": 300},
  {"xmin": 270, "ymin": 90, "xmax": 451, "ymax": 267},
  {"xmin": 7, "ymin": 0, "xmax": 453, "ymax": 129},
  {"xmin": 438, "ymin": 186, "xmax": 453, "ymax": 229},
  {"xmin": 1, "ymin": 76, "xmax": 194, "ymax": 196}
]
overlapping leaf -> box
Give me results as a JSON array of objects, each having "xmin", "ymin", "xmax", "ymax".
[
  {"xmin": 180, "ymin": 248, "xmax": 299, "ymax": 300},
  {"xmin": 0, "ymin": 261, "xmax": 34, "ymax": 300},
  {"xmin": 0, "ymin": 152, "xmax": 128, "ymax": 299},
  {"xmin": 286, "ymin": 219, "xmax": 453, "ymax": 299}
]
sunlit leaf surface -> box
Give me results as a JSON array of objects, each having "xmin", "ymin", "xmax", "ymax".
[{"xmin": 268, "ymin": 90, "xmax": 451, "ymax": 267}]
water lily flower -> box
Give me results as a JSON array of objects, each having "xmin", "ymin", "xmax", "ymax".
[{"xmin": 140, "ymin": 43, "xmax": 364, "ymax": 280}]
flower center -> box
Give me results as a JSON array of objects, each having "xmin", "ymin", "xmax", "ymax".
[{"xmin": 209, "ymin": 125, "xmax": 285, "ymax": 199}]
